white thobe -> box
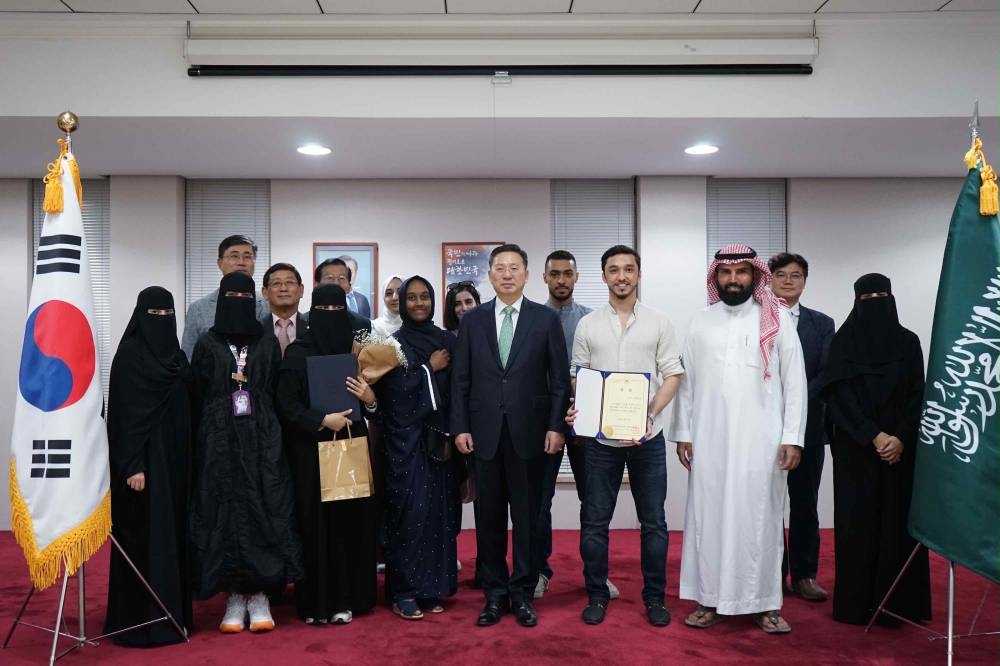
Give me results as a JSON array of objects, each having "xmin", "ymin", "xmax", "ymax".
[{"xmin": 670, "ymin": 298, "xmax": 807, "ymax": 615}]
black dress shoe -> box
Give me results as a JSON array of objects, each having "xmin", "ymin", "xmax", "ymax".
[
  {"xmin": 476, "ymin": 600, "xmax": 507, "ymax": 627},
  {"xmin": 582, "ymin": 601, "xmax": 607, "ymax": 625},
  {"xmin": 645, "ymin": 602, "xmax": 672, "ymax": 627},
  {"xmin": 512, "ymin": 600, "xmax": 538, "ymax": 627}
]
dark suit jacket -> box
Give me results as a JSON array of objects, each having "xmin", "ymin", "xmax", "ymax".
[
  {"xmin": 349, "ymin": 290, "xmax": 372, "ymax": 319},
  {"xmin": 259, "ymin": 312, "xmax": 309, "ymax": 343},
  {"xmin": 450, "ymin": 297, "xmax": 570, "ymax": 461},
  {"xmin": 797, "ymin": 304, "xmax": 835, "ymax": 448}
]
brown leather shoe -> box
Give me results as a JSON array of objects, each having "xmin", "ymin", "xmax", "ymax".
[{"xmin": 793, "ymin": 578, "xmax": 828, "ymax": 602}]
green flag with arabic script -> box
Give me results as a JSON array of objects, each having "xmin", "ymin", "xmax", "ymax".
[{"xmin": 909, "ymin": 150, "xmax": 1000, "ymax": 585}]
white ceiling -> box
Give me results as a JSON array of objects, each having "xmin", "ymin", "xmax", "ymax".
[
  {"xmin": 0, "ymin": 0, "xmax": 989, "ymax": 13},
  {"xmin": 0, "ymin": 115, "xmax": 989, "ymax": 179}
]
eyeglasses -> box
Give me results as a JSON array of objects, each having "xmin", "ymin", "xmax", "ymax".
[
  {"xmin": 773, "ymin": 271, "xmax": 805, "ymax": 281},
  {"xmin": 222, "ymin": 252, "xmax": 255, "ymax": 262},
  {"xmin": 265, "ymin": 280, "xmax": 300, "ymax": 289}
]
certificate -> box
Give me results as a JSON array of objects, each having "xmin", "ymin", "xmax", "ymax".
[{"xmin": 574, "ymin": 367, "xmax": 650, "ymax": 441}]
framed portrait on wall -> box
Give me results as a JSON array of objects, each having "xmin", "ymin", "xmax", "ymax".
[
  {"xmin": 441, "ymin": 242, "xmax": 504, "ymax": 304},
  {"xmin": 313, "ymin": 242, "xmax": 380, "ymax": 318}
]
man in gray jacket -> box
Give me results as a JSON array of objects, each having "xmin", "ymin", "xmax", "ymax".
[{"xmin": 181, "ymin": 234, "xmax": 270, "ymax": 358}]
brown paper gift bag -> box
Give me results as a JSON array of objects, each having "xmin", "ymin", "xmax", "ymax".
[{"xmin": 318, "ymin": 426, "xmax": 373, "ymax": 502}]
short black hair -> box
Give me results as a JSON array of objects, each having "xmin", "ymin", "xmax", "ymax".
[
  {"xmin": 768, "ymin": 252, "xmax": 809, "ymax": 278},
  {"xmin": 218, "ymin": 234, "xmax": 257, "ymax": 259},
  {"xmin": 545, "ymin": 250, "xmax": 577, "ymax": 268},
  {"xmin": 263, "ymin": 262, "xmax": 302, "ymax": 287},
  {"xmin": 601, "ymin": 245, "xmax": 640, "ymax": 272},
  {"xmin": 443, "ymin": 282, "xmax": 482, "ymax": 332},
  {"xmin": 314, "ymin": 257, "xmax": 351, "ymax": 283},
  {"xmin": 489, "ymin": 243, "xmax": 528, "ymax": 268}
]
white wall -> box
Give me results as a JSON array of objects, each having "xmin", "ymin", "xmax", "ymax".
[
  {"xmin": 109, "ymin": 177, "xmax": 186, "ymax": 346},
  {"xmin": 0, "ymin": 179, "xmax": 31, "ymax": 530}
]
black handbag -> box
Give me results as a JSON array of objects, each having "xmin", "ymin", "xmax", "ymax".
[{"xmin": 423, "ymin": 422, "xmax": 454, "ymax": 462}]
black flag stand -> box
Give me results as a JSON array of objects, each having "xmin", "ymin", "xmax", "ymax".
[
  {"xmin": 865, "ymin": 543, "xmax": 998, "ymax": 666},
  {"xmin": 3, "ymin": 535, "xmax": 188, "ymax": 664}
]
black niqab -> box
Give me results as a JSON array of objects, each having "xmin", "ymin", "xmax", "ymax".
[
  {"xmin": 108, "ymin": 286, "xmax": 191, "ymax": 481},
  {"xmin": 211, "ymin": 271, "xmax": 263, "ymax": 340},
  {"xmin": 308, "ymin": 284, "xmax": 356, "ymax": 356}
]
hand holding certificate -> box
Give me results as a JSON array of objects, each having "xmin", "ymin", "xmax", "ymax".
[{"xmin": 573, "ymin": 367, "xmax": 650, "ymax": 441}]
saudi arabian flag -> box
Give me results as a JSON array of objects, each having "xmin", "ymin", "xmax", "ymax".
[{"xmin": 909, "ymin": 160, "xmax": 1000, "ymax": 585}]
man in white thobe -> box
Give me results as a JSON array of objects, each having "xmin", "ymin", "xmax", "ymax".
[{"xmin": 670, "ymin": 243, "xmax": 807, "ymax": 634}]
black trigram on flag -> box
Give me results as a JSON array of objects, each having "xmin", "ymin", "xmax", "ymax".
[
  {"xmin": 36, "ymin": 234, "xmax": 82, "ymax": 275},
  {"xmin": 30, "ymin": 439, "xmax": 71, "ymax": 478}
]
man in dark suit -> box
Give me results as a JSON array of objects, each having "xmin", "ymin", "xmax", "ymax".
[
  {"xmin": 260, "ymin": 262, "xmax": 308, "ymax": 356},
  {"xmin": 337, "ymin": 255, "xmax": 373, "ymax": 318},
  {"xmin": 452, "ymin": 244, "xmax": 570, "ymax": 628},
  {"xmin": 313, "ymin": 259, "xmax": 373, "ymax": 336},
  {"xmin": 769, "ymin": 252, "xmax": 835, "ymax": 602}
]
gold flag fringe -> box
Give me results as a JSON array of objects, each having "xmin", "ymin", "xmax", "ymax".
[
  {"xmin": 42, "ymin": 138, "xmax": 83, "ymax": 215},
  {"xmin": 9, "ymin": 458, "xmax": 111, "ymax": 590},
  {"xmin": 964, "ymin": 137, "xmax": 999, "ymax": 217}
]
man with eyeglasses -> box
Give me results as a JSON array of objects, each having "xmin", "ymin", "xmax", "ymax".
[
  {"xmin": 181, "ymin": 235, "xmax": 270, "ymax": 359},
  {"xmin": 260, "ymin": 263, "xmax": 307, "ymax": 357},
  {"xmin": 769, "ymin": 252, "xmax": 835, "ymax": 604}
]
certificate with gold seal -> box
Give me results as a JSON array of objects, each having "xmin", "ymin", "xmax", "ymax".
[{"xmin": 574, "ymin": 367, "xmax": 650, "ymax": 441}]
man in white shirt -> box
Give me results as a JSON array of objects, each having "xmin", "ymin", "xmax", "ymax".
[
  {"xmin": 259, "ymin": 262, "xmax": 307, "ymax": 357},
  {"xmin": 671, "ymin": 243, "xmax": 807, "ymax": 635},
  {"xmin": 568, "ymin": 245, "xmax": 683, "ymax": 627}
]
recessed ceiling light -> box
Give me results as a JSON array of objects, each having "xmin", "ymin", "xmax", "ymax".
[
  {"xmin": 685, "ymin": 143, "xmax": 719, "ymax": 156},
  {"xmin": 297, "ymin": 144, "xmax": 331, "ymax": 156}
]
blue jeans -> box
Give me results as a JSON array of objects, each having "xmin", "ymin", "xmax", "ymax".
[
  {"xmin": 579, "ymin": 434, "xmax": 668, "ymax": 604},
  {"xmin": 536, "ymin": 441, "xmax": 586, "ymax": 580}
]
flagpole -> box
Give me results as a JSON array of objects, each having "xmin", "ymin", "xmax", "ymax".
[{"xmin": 947, "ymin": 561, "xmax": 955, "ymax": 666}]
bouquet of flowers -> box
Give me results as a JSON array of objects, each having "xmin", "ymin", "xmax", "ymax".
[{"xmin": 352, "ymin": 331, "xmax": 406, "ymax": 384}]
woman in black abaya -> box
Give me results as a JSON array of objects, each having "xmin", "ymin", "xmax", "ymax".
[
  {"xmin": 189, "ymin": 271, "xmax": 302, "ymax": 633},
  {"xmin": 276, "ymin": 284, "xmax": 378, "ymax": 625},
  {"xmin": 822, "ymin": 273, "xmax": 931, "ymax": 626},
  {"xmin": 379, "ymin": 276, "xmax": 460, "ymax": 620},
  {"xmin": 104, "ymin": 286, "xmax": 192, "ymax": 646}
]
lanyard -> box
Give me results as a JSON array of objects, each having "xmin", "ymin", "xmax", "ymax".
[{"xmin": 228, "ymin": 343, "xmax": 249, "ymax": 388}]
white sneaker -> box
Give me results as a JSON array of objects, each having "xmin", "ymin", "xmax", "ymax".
[
  {"xmin": 331, "ymin": 610, "xmax": 353, "ymax": 625},
  {"xmin": 533, "ymin": 573, "xmax": 550, "ymax": 599},
  {"xmin": 376, "ymin": 562, "xmax": 386, "ymax": 574},
  {"xmin": 456, "ymin": 559, "xmax": 462, "ymax": 572},
  {"xmin": 220, "ymin": 593, "xmax": 246, "ymax": 633},
  {"xmin": 247, "ymin": 592, "xmax": 275, "ymax": 632},
  {"xmin": 607, "ymin": 579, "xmax": 620, "ymax": 599}
]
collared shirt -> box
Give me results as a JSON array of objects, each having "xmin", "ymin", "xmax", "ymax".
[
  {"xmin": 545, "ymin": 298, "xmax": 592, "ymax": 364},
  {"xmin": 494, "ymin": 295, "xmax": 524, "ymax": 344},
  {"xmin": 271, "ymin": 312, "xmax": 298, "ymax": 345},
  {"xmin": 181, "ymin": 288, "xmax": 270, "ymax": 359},
  {"xmin": 346, "ymin": 290, "xmax": 359, "ymax": 314},
  {"xmin": 571, "ymin": 300, "xmax": 684, "ymax": 446},
  {"xmin": 788, "ymin": 302, "xmax": 801, "ymax": 329}
]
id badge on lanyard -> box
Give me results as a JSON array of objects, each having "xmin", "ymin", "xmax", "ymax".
[{"xmin": 229, "ymin": 344, "xmax": 252, "ymax": 417}]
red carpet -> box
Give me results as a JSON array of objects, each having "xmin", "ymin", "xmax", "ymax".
[{"xmin": 1, "ymin": 529, "xmax": 996, "ymax": 665}]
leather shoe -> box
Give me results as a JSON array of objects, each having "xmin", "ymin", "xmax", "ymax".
[
  {"xmin": 582, "ymin": 601, "xmax": 606, "ymax": 625},
  {"xmin": 793, "ymin": 578, "xmax": 829, "ymax": 602},
  {"xmin": 645, "ymin": 602, "xmax": 672, "ymax": 627},
  {"xmin": 476, "ymin": 600, "xmax": 508, "ymax": 627},
  {"xmin": 512, "ymin": 600, "xmax": 538, "ymax": 627}
]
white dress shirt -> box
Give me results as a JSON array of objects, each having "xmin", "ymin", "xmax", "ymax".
[
  {"xmin": 271, "ymin": 312, "xmax": 298, "ymax": 345},
  {"xmin": 494, "ymin": 295, "xmax": 524, "ymax": 344}
]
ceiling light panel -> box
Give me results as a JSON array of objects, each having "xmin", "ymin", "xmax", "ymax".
[
  {"xmin": 447, "ymin": 0, "xmax": 571, "ymax": 13},
  {"xmin": 820, "ymin": 0, "xmax": 952, "ymax": 11},
  {"xmin": 572, "ymin": 0, "xmax": 699, "ymax": 12},
  {"xmin": 191, "ymin": 0, "xmax": 320, "ymax": 12},
  {"xmin": 0, "ymin": 0, "xmax": 70, "ymax": 10},
  {"xmin": 319, "ymin": 0, "xmax": 444, "ymax": 12},
  {"xmin": 65, "ymin": 0, "xmax": 193, "ymax": 11},
  {"xmin": 696, "ymin": 0, "xmax": 824, "ymax": 12}
]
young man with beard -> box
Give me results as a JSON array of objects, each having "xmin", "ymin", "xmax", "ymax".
[
  {"xmin": 567, "ymin": 245, "xmax": 683, "ymax": 627},
  {"xmin": 670, "ymin": 243, "xmax": 807, "ymax": 635}
]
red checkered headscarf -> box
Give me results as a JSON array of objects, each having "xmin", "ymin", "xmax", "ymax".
[{"xmin": 707, "ymin": 243, "xmax": 784, "ymax": 379}]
